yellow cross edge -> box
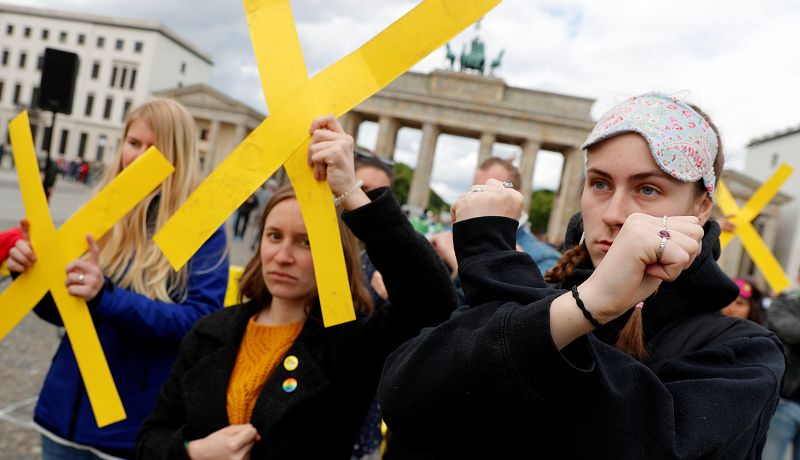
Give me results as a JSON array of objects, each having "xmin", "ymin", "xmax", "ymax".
[
  {"xmin": 716, "ymin": 163, "xmax": 794, "ymax": 293},
  {"xmin": 2, "ymin": 112, "xmax": 174, "ymax": 427},
  {"xmin": 246, "ymin": 0, "xmax": 355, "ymax": 325},
  {"xmin": 224, "ymin": 265, "xmax": 245, "ymax": 307},
  {"xmin": 155, "ymin": 0, "xmax": 501, "ymax": 327}
]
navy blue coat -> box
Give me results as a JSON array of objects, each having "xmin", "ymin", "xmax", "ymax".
[{"xmin": 33, "ymin": 226, "xmax": 228, "ymax": 458}]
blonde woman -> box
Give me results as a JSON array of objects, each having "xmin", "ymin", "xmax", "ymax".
[{"xmin": 8, "ymin": 99, "xmax": 229, "ymax": 459}]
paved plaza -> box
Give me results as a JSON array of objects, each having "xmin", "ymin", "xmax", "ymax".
[{"xmin": 0, "ymin": 167, "xmax": 257, "ymax": 457}]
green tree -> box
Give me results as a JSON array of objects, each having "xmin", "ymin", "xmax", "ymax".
[
  {"xmin": 391, "ymin": 162, "xmax": 449, "ymax": 214},
  {"xmin": 529, "ymin": 189, "xmax": 555, "ymax": 234}
]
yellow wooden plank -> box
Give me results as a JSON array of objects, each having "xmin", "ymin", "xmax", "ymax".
[
  {"xmin": 247, "ymin": 0, "xmax": 355, "ymax": 325},
  {"xmin": 224, "ymin": 265, "xmax": 245, "ymax": 307},
  {"xmin": 155, "ymin": 0, "xmax": 501, "ymax": 281},
  {"xmin": 0, "ymin": 147, "xmax": 173, "ymax": 340},
  {"xmin": 9, "ymin": 112, "xmax": 125, "ymax": 427},
  {"xmin": 716, "ymin": 180, "xmax": 741, "ymax": 249},
  {"xmin": 737, "ymin": 223, "xmax": 792, "ymax": 293}
]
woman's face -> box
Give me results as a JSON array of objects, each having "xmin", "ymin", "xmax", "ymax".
[
  {"xmin": 121, "ymin": 118, "xmax": 156, "ymax": 169},
  {"xmin": 581, "ymin": 133, "xmax": 712, "ymax": 267},
  {"xmin": 260, "ymin": 198, "xmax": 317, "ymax": 304},
  {"xmin": 721, "ymin": 296, "xmax": 751, "ymax": 319}
]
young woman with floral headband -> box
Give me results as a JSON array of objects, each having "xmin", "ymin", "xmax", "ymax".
[{"xmin": 377, "ymin": 92, "xmax": 785, "ymax": 458}]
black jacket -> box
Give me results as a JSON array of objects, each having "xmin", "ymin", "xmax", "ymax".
[
  {"xmin": 137, "ymin": 189, "xmax": 457, "ymax": 459},
  {"xmin": 378, "ymin": 216, "xmax": 785, "ymax": 459},
  {"xmin": 766, "ymin": 288, "xmax": 800, "ymax": 401}
]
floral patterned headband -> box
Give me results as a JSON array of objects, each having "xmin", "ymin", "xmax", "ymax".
[{"xmin": 581, "ymin": 92, "xmax": 719, "ymax": 200}]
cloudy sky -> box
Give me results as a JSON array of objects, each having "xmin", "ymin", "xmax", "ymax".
[{"xmin": 9, "ymin": 0, "xmax": 800, "ymax": 202}]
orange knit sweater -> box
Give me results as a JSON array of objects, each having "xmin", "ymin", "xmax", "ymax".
[{"xmin": 226, "ymin": 317, "xmax": 304, "ymax": 425}]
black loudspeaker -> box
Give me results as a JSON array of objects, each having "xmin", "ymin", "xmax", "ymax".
[{"xmin": 38, "ymin": 48, "xmax": 79, "ymax": 114}]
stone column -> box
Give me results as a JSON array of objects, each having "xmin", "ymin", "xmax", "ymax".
[
  {"xmin": 233, "ymin": 123, "xmax": 246, "ymax": 142},
  {"xmin": 547, "ymin": 146, "xmax": 584, "ymax": 244},
  {"xmin": 207, "ymin": 120, "xmax": 221, "ymax": 171},
  {"xmin": 340, "ymin": 112, "xmax": 363, "ymax": 141},
  {"xmin": 375, "ymin": 115, "xmax": 400, "ymax": 159},
  {"xmin": 519, "ymin": 139, "xmax": 540, "ymax": 209},
  {"xmin": 407, "ymin": 122, "xmax": 440, "ymax": 211},
  {"xmin": 477, "ymin": 132, "xmax": 495, "ymax": 167}
]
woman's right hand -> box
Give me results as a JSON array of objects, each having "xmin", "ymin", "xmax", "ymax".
[
  {"xmin": 550, "ymin": 213, "xmax": 703, "ymax": 349},
  {"xmin": 450, "ymin": 179, "xmax": 524, "ymax": 224},
  {"xmin": 580, "ymin": 213, "xmax": 703, "ymax": 323},
  {"xmin": 186, "ymin": 424, "xmax": 260, "ymax": 460},
  {"xmin": 7, "ymin": 219, "xmax": 35, "ymax": 273}
]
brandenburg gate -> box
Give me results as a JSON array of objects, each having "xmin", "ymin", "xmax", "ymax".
[{"xmin": 340, "ymin": 69, "xmax": 595, "ymax": 243}]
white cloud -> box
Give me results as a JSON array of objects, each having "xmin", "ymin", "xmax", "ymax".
[{"xmin": 10, "ymin": 0, "xmax": 800, "ymax": 196}]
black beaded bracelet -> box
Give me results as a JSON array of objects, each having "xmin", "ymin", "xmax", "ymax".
[{"xmin": 571, "ymin": 285, "xmax": 603, "ymax": 329}]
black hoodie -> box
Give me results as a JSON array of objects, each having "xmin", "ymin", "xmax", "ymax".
[{"xmin": 378, "ymin": 215, "xmax": 785, "ymax": 459}]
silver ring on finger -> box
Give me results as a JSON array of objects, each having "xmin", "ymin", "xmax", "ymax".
[
  {"xmin": 470, "ymin": 186, "xmax": 483, "ymax": 193},
  {"xmin": 656, "ymin": 237, "xmax": 668, "ymax": 263},
  {"xmin": 77, "ymin": 272, "xmax": 85, "ymax": 284},
  {"xmin": 660, "ymin": 215, "xmax": 671, "ymax": 239},
  {"xmin": 501, "ymin": 180, "xmax": 514, "ymax": 189}
]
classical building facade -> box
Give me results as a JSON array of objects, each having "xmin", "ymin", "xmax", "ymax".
[
  {"xmin": 154, "ymin": 84, "xmax": 263, "ymax": 173},
  {"xmin": 744, "ymin": 125, "xmax": 800, "ymax": 285},
  {"xmin": 0, "ymin": 2, "xmax": 212, "ymax": 163},
  {"xmin": 340, "ymin": 70, "xmax": 595, "ymax": 243}
]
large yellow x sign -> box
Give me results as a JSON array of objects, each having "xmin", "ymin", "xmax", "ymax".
[
  {"xmin": 155, "ymin": 0, "xmax": 500, "ymax": 326},
  {"xmin": 1, "ymin": 112, "xmax": 174, "ymax": 427},
  {"xmin": 716, "ymin": 164, "xmax": 794, "ymax": 293}
]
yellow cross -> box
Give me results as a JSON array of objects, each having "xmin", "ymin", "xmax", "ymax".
[
  {"xmin": 154, "ymin": 0, "xmax": 500, "ymax": 326},
  {"xmin": 224, "ymin": 265, "xmax": 244, "ymax": 307},
  {"xmin": 716, "ymin": 163, "xmax": 794, "ymax": 293},
  {"xmin": 0, "ymin": 112, "xmax": 174, "ymax": 427}
]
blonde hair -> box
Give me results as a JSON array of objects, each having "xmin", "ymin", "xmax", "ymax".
[{"xmin": 95, "ymin": 98, "xmax": 203, "ymax": 302}]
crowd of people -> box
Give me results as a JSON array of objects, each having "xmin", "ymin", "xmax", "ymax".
[{"xmin": 2, "ymin": 91, "xmax": 798, "ymax": 460}]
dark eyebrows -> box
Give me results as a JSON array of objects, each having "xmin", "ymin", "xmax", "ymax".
[
  {"xmin": 263, "ymin": 226, "xmax": 308, "ymax": 240},
  {"xmin": 586, "ymin": 167, "xmax": 672, "ymax": 183}
]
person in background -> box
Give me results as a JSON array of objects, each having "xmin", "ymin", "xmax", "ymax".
[
  {"xmin": 233, "ymin": 193, "xmax": 258, "ymax": 241},
  {"xmin": 7, "ymin": 98, "xmax": 229, "ymax": 459},
  {"xmin": 0, "ymin": 225, "xmax": 24, "ymax": 265},
  {"xmin": 430, "ymin": 157, "xmax": 561, "ymax": 279},
  {"xmin": 763, "ymin": 271, "xmax": 800, "ymax": 460},
  {"xmin": 721, "ymin": 277, "xmax": 765, "ymax": 324},
  {"xmin": 355, "ymin": 147, "xmax": 394, "ymax": 194},
  {"xmin": 354, "ymin": 148, "xmax": 395, "ymax": 305},
  {"xmin": 249, "ymin": 182, "xmax": 275, "ymax": 251}
]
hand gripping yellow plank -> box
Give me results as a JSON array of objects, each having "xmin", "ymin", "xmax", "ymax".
[
  {"xmin": 155, "ymin": 0, "xmax": 501, "ymax": 326},
  {"xmin": 247, "ymin": 0, "xmax": 354, "ymax": 325},
  {"xmin": 2, "ymin": 112, "xmax": 174, "ymax": 427},
  {"xmin": 716, "ymin": 164, "xmax": 794, "ymax": 293}
]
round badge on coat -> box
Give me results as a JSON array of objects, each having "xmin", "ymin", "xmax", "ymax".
[
  {"xmin": 282, "ymin": 378, "xmax": 298, "ymax": 393},
  {"xmin": 283, "ymin": 355, "xmax": 299, "ymax": 371}
]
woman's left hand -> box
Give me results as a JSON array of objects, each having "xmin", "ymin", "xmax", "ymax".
[
  {"xmin": 308, "ymin": 115, "xmax": 354, "ymax": 191},
  {"xmin": 65, "ymin": 235, "xmax": 104, "ymax": 301},
  {"xmin": 450, "ymin": 179, "xmax": 523, "ymax": 224},
  {"xmin": 308, "ymin": 115, "xmax": 369, "ymax": 210}
]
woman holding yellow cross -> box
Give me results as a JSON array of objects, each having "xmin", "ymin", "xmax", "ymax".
[
  {"xmin": 136, "ymin": 115, "xmax": 456, "ymax": 459},
  {"xmin": 7, "ymin": 99, "xmax": 229, "ymax": 459},
  {"xmin": 378, "ymin": 92, "xmax": 785, "ymax": 458}
]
